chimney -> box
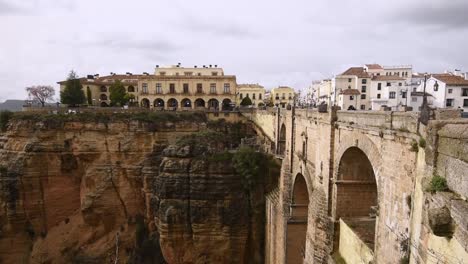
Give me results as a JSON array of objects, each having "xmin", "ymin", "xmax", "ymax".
[
  {"xmin": 215, "ymin": 64, "xmax": 218, "ymax": 67},
  {"xmin": 94, "ymin": 74, "xmax": 100, "ymax": 78},
  {"xmin": 126, "ymin": 72, "xmax": 132, "ymax": 75},
  {"xmin": 156, "ymin": 65, "xmax": 159, "ymax": 68},
  {"xmin": 194, "ymin": 65, "xmax": 198, "ymax": 68},
  {"xmin": 209, "ymin": 64, "xmax": 212, "ymax": 68}
]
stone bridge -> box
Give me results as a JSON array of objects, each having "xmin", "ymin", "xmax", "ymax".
[{"xmin": 243, "ymin": 108, "xmax": 468, "ymax": 264}]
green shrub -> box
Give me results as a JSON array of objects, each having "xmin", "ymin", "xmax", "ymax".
[
  {"xmin": 410, "ymin": 140, "xmax": 419, "ymax": 152},
  {"xmin": 427, "ymin": 175, "xmax": 448, "ymax": 193},
  {"xmin": 419, "ymin": 137, "xmax": 426, "ymax": 148},
  {"xmin": 0, "ymin": 110, "xmax": 13, "ymax": 132}
]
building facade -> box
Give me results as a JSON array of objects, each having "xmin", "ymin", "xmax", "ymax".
[
  {"xmin": 369, "ymin": 75, "xmax": 410, "ymax": 110},
  {"xmin": 271, "ymin": 86, "xmax": 295, "ymax": 108},
  {"xmin": 59, "ymin": 65, "xmax": 238, "ymax": 110},
  {"xmin": 335, "ymin": 67, "xmax": 371, "ymax": 110},
  {"xmin": 237, "ymin": 84, "xmax": 266, "ymax": 107},
  {"xmin": 416, "ymin": 72, "xmax": 468, "ymax": 112}
]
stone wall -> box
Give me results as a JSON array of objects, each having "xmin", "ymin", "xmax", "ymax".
[{"xmin": 253, "ymin": 108, "xmax": 468, "ymax": 264}]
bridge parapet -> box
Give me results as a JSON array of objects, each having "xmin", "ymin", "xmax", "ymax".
[{"xmin": 336, "ymin": 110, "xmax": 419, "ymax": 133}]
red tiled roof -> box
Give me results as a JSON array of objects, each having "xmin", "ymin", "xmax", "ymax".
[
  {"xmin": 339, "ymin": 67, "xmax": 370, "ymax": 78},
  {"xmin": 371, "ymin": 75, "xmax": 405, "ymax": 81},
  {"xmin": 365, "ymin": 64, "xmax": 383, "ymax": 70},
  {"xmin": 340, "ymin": 89, "xmax": 361, "ymax": 95},
  {"xmin": 432, "ymin": 74, "xmax": 468, "ymax": 86}
]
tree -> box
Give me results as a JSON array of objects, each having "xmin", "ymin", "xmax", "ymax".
[
  {"xmin": 86, "ymin": 86, "xmax": 92, "ymax": 105},
  {"xmin": 26, "ymin": 85, "xmax": 55, "ymax": 107},
  {"xmin": 240, "ymin": 97, "xmax": 253, "ymax": 106},
  {"xmin": 109, "ymin": 80, "xmax": 128, "ymax": 106},
  {"xmin": 60, "ymin": 71, "xmax": 85, "ymax": 106}
]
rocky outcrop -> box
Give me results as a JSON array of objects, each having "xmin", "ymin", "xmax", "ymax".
[{"xmin": 0, "ymin": 113, "xmax": 270, "ymax": 263}]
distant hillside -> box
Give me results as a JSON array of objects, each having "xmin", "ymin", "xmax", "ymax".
[{"xmin": 0, "ymin": 100, "xmax": 25, "ymax": 111}]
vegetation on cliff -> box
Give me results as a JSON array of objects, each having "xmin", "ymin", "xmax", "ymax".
[
  {"xmin": 0, "ymin": 110, "xmax": 13, "ymax": 132},
  {"xmin": 10, "ymin": 111, "xmax": 208, "ymax": 129}
]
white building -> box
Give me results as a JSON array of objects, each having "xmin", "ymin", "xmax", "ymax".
[
  {"xmin": 369, "ymin": 75, "xmax": 410, "ymax": 110},
  {"xmin": 308, "ymin": 79, "xmax": 334, "ymax": 106},
  {"xmin": 416, "ymin": 71, "xmax": 468, "ymax": 112}
]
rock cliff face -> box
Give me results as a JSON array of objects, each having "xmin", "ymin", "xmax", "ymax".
[{"xmin": 0, "ymin": 113, "xmax": 271, "ymax": 264}]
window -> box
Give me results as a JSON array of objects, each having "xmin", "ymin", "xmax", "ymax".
[
  {"xmin": 377, "ymin": 94, "xmax": 381, "ymax": 99},
  {"xmin": 360, "ymin": 104, "xmax": 365, "ymax": 110},
  {"xmin": 377, "ymin": 83, "xmax": 382, "ymax": 90},
  {"xmin": 413, "ymin": 87, "xmax": 417, "ymax": 92},
  {"xmin": 142, "ymin": 83, "xmax": 148, "ymax": 94},
  {"xmin": 462, "ymin": 88, "xmax": 468, "ymax": 96},
  {"xmin": 156, "ymin": 83, "xmax": 162, "ymax": 94},
  {"xmin": 240, "ymin": 93, "xmax": 243, "ymax": 99},
  {"xmin": 184, "ymin": 72, "xmax": 192, "ymax": 76},
  {"xmin": 348, "ymin": 85, "xmax": 351, "ymax": 89},
  {"xmin": 398, "ymin": 83, "xmax": 402, "ymax": 86},
  {"xmin": 361, "ymin": 86, "xmax": 366, "ymax": 93},
  {"xmin": 288, "ymin": 93, "xmax": 292, "ymax": 99},
  {"xmin": 448, "ymin": 88, "xmax": 453, "ymax": 94},
  {"xmin": 100, "ymin": 86, "xmax": 107, "ymax": 92},
  {"xmin": 361, "ymin": 94, "xmax": 366, "ymax": 99},
  {"xmin": 169, "ymin": 83, "xmax": 175, "ymax": 94},
  {"xmin": 259, "ymin": 93, "xmax": 262, "ymax": 100},
  {"xmin": 412, "ymin": 97, "xmax": 417, "ymax": 102},
  {"xmin": 159, "ymin": 72, "xmax": 166, "ymax": 76},
  {"xmin": 223, "ymin": 83, "xmax": 230, "ymax": 93},
  {"xmin": 389, "ymin": 92, "xmax": 396, "ymax": 99},
  {"xmin": 253, "ymin": 93, "xmax": 256, "ymax": 99},
  {"xmin": 464, "ymin": 99, "xmax": 468, "ymax": 107},
  {"xmin": 212, "ymin": 72, "xmax": 218, "ymax": 76},
  {"xmin": 348, "ymin": 78, "xmax": 352, "ymax": 82},
  {"xmin": 210, "ymin": 83, "xmax": 216, "ymax": 94},
  {"xmin": 402, "ymin": 91, "xmax": 407, "ymax": 98},
  {"xmin": 197, "ymin": 83, "xmax": 203, "ymax": 93},
  {"xmin": 362, "ymin": 79, "xmax": 367, "ymax": 84},
  {"xmin": 446, "ymin": 99, "xmax": 454, "ymax": 107},
  {"xmin": 127, "ymin": 86, "xmax": 135, "ymax": 93},
  {"xmin": 386, "ymin": 82, "xmax": 391, "ymax": 87},
  {"xmin": 183, "ymin": 83, "xmax": 189, "ymax": 93},
  {"xmin": 349, "ymin": 96, "xmax": 354, "ymax": 100},
  {"xmin": 282, "ymin": 93, "xmax": 285, "ymax": 99}
]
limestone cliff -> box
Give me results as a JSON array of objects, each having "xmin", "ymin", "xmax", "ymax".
[{"xmin": 0, "ymin": 112, "xmax": 274, "ymax": 264}]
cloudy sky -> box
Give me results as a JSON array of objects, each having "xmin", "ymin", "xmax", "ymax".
[{"xmin": 1, "ymin": 0, "xmax": 467, "ymax": 102}]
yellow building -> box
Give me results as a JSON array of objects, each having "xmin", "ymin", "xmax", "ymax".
[
  {"xmin": 237, "ymin": 84, "xmax": 266, "ymax": 107},
  {"xmin": 58, "ymin": 65, "xmax": 237, "ymax": 110},
  {"xmin": 271, "ymin": 86, "xmax": 295, "ymax": 108}
]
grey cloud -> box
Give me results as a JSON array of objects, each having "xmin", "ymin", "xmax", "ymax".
[
  {"xmin": 391, "ymin": 1, "xmax": 468, "ymax": 30},
  {"xmin": 177, "ymin": 15, "xmax": 255, "ymax": 38},
  {"xmin": 0, "ymin": 1, "xmax": 25, "ymax": 15}
]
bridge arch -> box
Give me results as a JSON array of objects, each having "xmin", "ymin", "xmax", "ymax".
[
  {"xmin": 333, "ymin": 137, "xmax": 381, "ymax": 257},
  {"xmin": 286, "ymin": 173, "xmax": 310, "ymax": 264}
]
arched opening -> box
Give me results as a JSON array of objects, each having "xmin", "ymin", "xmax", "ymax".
[
  {"xmin": 127, "ymin": 85, "xmax": 135, "ymax": 92},
  {"xmin": 181, "ymin": 98, "xmax": 192, "ymax": 108},
  {"xmin": 154, "ymin": 98, "xmax": 164, "ymax": 110},
  {"xmin": 286, "ymin": 174, "xmax": 309, "ymax": 264},
  {"xmin": 100, "ymin": 102, "xmax": 109, "ymax": 107},
  {"xmin": 334, "ymin": 147, "xmax": 377, "ymax": 256},
  {"xmin": 258, "ymin": 102, "xmax": 265, "ymax": 107},
  {"xmin": 167, "ymin": 98, "xmax": 178, "ymax": 110},
  {"xmin": 278, "ymin": 124, "xmax": 286, "ymax": 156},
  {"xmin": 208, "ymin": 98, "xmax": 219, "ymax": 110},
  {"xmin": 194, "ymin": 98, "xmax": 206, "ymax": 108},
  {"xmin": 100, "ymin": 94, "xmax": 108, "ymax": 101},
  {"xmin": 141, "ymin": 98, "xmax": 150, "ymax": 108},
  {"xmin": 100, "ymin": 86, "xmax": 107, "ymax": 92},
  {"xmin": 222, "ymin": 98, "xmax": 232, "ymax": 111}
]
